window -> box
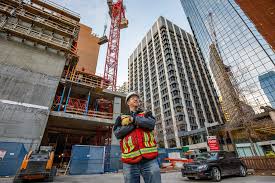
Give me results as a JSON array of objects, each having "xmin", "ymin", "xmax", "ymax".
[{"xmin": 173, "ymin": 98, "xmax": 181, "ymax": 104}]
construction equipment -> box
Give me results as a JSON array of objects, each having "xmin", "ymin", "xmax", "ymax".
[
  {"xmin": 104, "ymin": 0, "xmax": 128, "ymax": 91},
  {"xmin": 14, "ymin": 146, "xmax": 56, "ymax": 183},
  {"xmin": 98, "ymin": 24, "xmax": 108, "ymax": 45},
  {"xmin": 207, "ymin": 12, "xmax": 224, "ymax": 58}
]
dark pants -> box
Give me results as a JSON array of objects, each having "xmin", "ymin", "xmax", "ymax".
[{"xmin": 123, "ymin": 158, "xmax": 162, "ymax": 183}]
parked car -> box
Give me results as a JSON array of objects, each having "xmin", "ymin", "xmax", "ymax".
[{"xmin": 181, "ymin": 151, "xmax": 247, "ymax": 182}]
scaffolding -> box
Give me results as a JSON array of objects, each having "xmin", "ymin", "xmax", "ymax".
[
  {"xmin": 30, "ymin": 0, "xmax": 80, "ymax": 21},
  {"xmin": 51, "ymin": 86, "xmax": 114, "ymax": 120},
  {"xmin": 0, "ymin": 0, "xmax": 80, "ymax": 54},
  {"xmin": 65, "ymin": 70, "xmax": 110, "ymax": 89},
  {"xmin": 16, "ymin": 9, "xmax": 78, "ymax": 37}
]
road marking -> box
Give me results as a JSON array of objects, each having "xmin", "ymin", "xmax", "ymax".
[{"xmin": 0, "ymin": 99, "xmax": 49, "ymax": 110}]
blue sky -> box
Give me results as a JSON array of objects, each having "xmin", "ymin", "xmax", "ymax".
[{"xmin": 53, "ymin": 0, "xmax": 191, "ymax": 86}]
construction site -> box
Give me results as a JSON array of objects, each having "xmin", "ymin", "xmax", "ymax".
[
  {"xmin": 1, "ymin": 0, "xmax": 275, "ymax": 182},
  {"xmin": 0, "ymin": 0, "xmax": 130, "ymax": 176}
]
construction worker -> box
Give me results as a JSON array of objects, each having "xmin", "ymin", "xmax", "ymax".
[{"xmin": 113, "ymin": 92, "xmax": 161, "ymax": 183}]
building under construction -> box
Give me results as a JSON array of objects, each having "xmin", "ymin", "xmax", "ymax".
[{"xmin": 0, "ymin": 0, "xmax": 127, "ymax": 165}]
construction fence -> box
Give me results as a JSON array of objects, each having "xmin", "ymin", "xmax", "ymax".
[
  {"xmin": 241, "ymin": 156, "xmax": 275, "ymax": 173},
  {"xmin": 69, "ymin": 145, "xmax": 122, "ymax": 175},
  {"xmin": 68, "ymin": 145, "xmax": 184, "ymax": 175}
]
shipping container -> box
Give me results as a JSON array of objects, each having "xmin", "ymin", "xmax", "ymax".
[{"xmin": 69, "ymin": 145, "xmax": 105, "ymax": 175}]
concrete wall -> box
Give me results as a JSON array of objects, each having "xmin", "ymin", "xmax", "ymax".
[
  {"xmin": 0, "ymin": 37, "xmax": 66, "ymax": 150},
  {"xmin": 111, "ymin": 97, "xmax": 121, "ymax": 145}
]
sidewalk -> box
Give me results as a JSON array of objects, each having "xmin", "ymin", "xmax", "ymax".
[{"xmin": 1, "ymin": 172, "xmax": 275, "ymax": 183}]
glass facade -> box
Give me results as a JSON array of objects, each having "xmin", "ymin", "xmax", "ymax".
[
  {"xmin": 259, "ymin": 71, "xmax": 275, "ymax": 108},
  {"xmin": 181, "ymin": 0, "xmax": 275, "ymax": 113}
]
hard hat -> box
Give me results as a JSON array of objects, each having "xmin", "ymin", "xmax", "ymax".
[{"xmin": 126, "ymin": 92, "xmax": 139, "ymax": 104}]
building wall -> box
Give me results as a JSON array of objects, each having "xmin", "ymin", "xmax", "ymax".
[
  {"xmin": 180, "ymin": 0, "xmax": 275, "ymax": 114},
  {"xmin": 117, "ymin": 82, "xmax": 128, "ymax": 94},
  {"xmin": 128, "ymin": 17, "xmax": 224, "ymax": 148},
  {"xmin": 76, "ymin": 24, "xmax": 100, "ymax": 74},
  {"xmin": 236, "ymin": 0, "xmax": 275, "ymax": 50},
  {"xmin": 0, "ymin": 37, "xmax": 66, "ymax": 150}
]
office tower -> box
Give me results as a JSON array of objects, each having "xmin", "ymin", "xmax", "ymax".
[
  {"xmin": 181, "ymin": 0, "xmax": 275, "ymax": 113},
  {"xmin": 259, "ymin": 71, "xmax": 275, "ymax": 108},
  {"xmin": 128, "ymin": 17, "xmax": 224, "ymax": 148}
]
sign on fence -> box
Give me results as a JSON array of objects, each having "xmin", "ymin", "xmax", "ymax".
[{"xmin": 207, "ymin": 136, "xmax": 220, "ymax": 151}]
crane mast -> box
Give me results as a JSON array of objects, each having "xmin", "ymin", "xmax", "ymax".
[{"xmin": 104, "ymin": 0, "xmax": 128, "ymax": 91}]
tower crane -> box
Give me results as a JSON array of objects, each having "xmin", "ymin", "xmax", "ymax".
[
  {"xmin": 103, "ymin": 0, "xmax": 128, "ymax": 91},
  {"xmin": 208, "ymin": 12, "xmax": 220, "ymax": 54}
]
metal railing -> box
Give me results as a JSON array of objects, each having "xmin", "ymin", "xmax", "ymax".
[
  {"xmin": 16, "ymin": 9, "xmax": 76, "ymax": 37},
  {"xmin": 0, "ymin": 2, "xmax": 16, "ymax": 15},
  {"xmin": 64, "ymin": 70, "xmax": 110, "ymax": 89},
  {"xmin": 52, "ymin": 96, "xmax": 113, "ymax": 120},
  {"xmin": 23, "ymin": 0, "xmax": 78, "ymax": 27},
  {"xmin": 5, "ymin": 0, "xmax": 22, "ymax": 5},
  {"xmin": 3, "ymin": 21, "xmax": 74, "ymax": 52},
  {"xmin": 31, "ymin": 0, "xmax": 80, "ymax": 19},
  {"xmin": 242, "ymin": 156, "xmax": 275, "ymax": 171}
]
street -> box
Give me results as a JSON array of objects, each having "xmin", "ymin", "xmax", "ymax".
[{"xmin": 1, "ymin": 172, "xmax": 275, "ymax": 183}]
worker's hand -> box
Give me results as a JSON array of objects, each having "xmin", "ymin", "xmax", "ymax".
[{"xmin": 121, "ymin": 115, "xmax": 133, "ymax": 126}]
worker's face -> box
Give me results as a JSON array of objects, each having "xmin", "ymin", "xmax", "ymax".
[{"xmin": 127, "ymin": 95, "xmax": 140, "ymax": 108}]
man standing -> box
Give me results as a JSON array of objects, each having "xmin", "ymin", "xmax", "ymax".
[{"xmin": 113, "ymin": 92, "xmax": 161, "ymax": 183}]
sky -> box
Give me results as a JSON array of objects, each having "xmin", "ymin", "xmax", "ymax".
[{"xmin": 53, "ymin": 0, "xmax": 192, "ymax": 86}]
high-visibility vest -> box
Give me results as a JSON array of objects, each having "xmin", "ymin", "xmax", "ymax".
[{"xmin": 120, "ymin": 112, "xmax": 158, "ymax": 164}]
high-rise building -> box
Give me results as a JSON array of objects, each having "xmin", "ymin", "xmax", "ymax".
[
  {"xmin": 117, "ymin": 82, "xmax": 128, "ymax": 94},
  {"xmin": 259, "ymin": 71, "xmax": 275, "ymax": 108},
  {"xmin": 181, "ymin": 0, "xmax": 275, "ymax": 113},
  {"xmin": 235, "ymin": 0, "xmax": 275, "ymax": 50},
  {"xmin": 128, "ymin": 16, "xmax": 224, "ymax": 148}
]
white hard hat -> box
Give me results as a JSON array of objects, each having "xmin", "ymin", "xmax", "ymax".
[{"xmin": 126, "ymin": 92, "xmax": 139, "ymax": 104}]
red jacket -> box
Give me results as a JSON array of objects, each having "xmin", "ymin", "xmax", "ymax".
[{"xmin": 114, "ymin": 110, "xmax": 158, "ymax": 164}]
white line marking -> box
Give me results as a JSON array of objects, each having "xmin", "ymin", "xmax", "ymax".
[{"xmin": 0, "ymin": 99, "xmax": 49, "ymax": 110}]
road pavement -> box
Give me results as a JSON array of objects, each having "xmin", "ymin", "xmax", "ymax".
[{"xmin": 1, "ymin": 172, "xmax": 275, "ymax": 183}]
